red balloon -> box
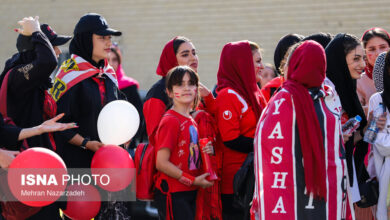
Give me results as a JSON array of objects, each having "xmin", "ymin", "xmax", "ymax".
[
  {"xmin": 63, "ymin": 184, "xmax": 101, "ymax": 220},
  {"xmin": 8, "ymin": 147, "xmax": 67, "ymax": 207},
  {"xmin": 91, "ymin": 145, "xmax": 135, "ymax": 192}
]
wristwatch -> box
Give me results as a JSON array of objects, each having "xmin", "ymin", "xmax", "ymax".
[{"xmin": 80, "ymin": 137, "xmax": 90, "ymax": 150}]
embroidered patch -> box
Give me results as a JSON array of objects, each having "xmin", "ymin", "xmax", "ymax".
[
  {"xmin": 17, "ymin": 63, "xmax": 34, "ymax": 80},
  {"xmin": 222, "ymin": 110, "xmax": 232, "ymax": 120},
  {"xmin": 60, "ymin": 58, "xmax": 79, "ymax": 73},
  {"xmin": 50, "ymin": 78, "xmax": 67, "ymax": 102}
]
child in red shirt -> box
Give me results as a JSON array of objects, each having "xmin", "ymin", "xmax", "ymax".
[{"xmin": 155, "ymin": 66, "xmax": 214, "ymax": 220}]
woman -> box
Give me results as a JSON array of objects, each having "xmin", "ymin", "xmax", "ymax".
[
  {"xmin": 325, "ymin": 34, "xmax": 367, "ymax": 208},
  {"xmin": 51, "ymin": 13, "xmax": 127, "ymax": 220},
  {"xmin": 258, "ymin": 63, "xmax": 276, "ymax": 89},
  {"xmin": 261, "ymin": 33, "xmax": 303, "ymax": 102},
  {"xmin": 0, "ymin": 16, "xmax": 73, "ymax": 220},
  {"xmin": 215, "ymin": 40, "xmax": 263, "ymax": 219},
  {"xmin": 0, "ymin": 16, "xmax": 68, "ymax": 152},
  {"xmin": 325, "ymin": 33, "xmax": 388, "ymax": 220},
  {"xmin": 358, "ymin": 28, "xmax": 390, "ymax": 113},
  {"xmin": 52, "ymin": 13, "xmax": 122, "ymax": 168},
  {"xmin": 368, "ymin": 50, "xmax": 390, "ymax": 220},
  {"xmin": 108, "ymin": 45, "xmax": 144, "ymax": 150},
  {"xmin": 143, "ymin": 36, "xmax": 200, "ymax": 144},
  {"xmin": 252, "ymin": 40, "xmax": 348, "ymax": 220}
]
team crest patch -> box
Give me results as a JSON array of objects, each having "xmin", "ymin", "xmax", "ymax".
[
  {"xmin": 50, "ymin": 78, "xmax": 67, "ymax": 102},
  {"xmin": 223, "ymin": 110, "xmax": 232, "ymax": 120},
  {"xmin": 61, "ymin": 58, "xmax": 79, "ymax": 73}
]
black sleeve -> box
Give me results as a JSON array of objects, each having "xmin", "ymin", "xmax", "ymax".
[
  {"xmin": 224, "ymin": 135, "xmax": 254, "ymax": 153},
  {"xmin": 55, "ymin": 87, "xmax": 79, "ymax": 142},
  {"xmin": 0, "ymin": 113, "xmax": 22, "ymax": 150},
  {"xmin": 8, "ymin": 31, "xmax": 57, "ymax": 96}
]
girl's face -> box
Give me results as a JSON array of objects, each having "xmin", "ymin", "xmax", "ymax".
[
  {"xmin": 346, "ymin": 45, "xmax": 366, "ymax": 79},
  {"xmin": 176, "ymin": 42, "xmax": 199, "ymax": 72},
  {"xmin": 253, "ymin": 49, "xmax": 264, "ymax": 83},
  {"xmin": 365, "ymin": 36, "xmax": 390, "ymax": 66},
  {"xmin": 168, "ymin": 73, "xmax": 197, "ymax": 106},
  {"xmin": 260, "ymin": 67, "xmax": 276, "ymax": 88},
  {"xmin": 92, "ymin": 34, "xmax": 112, "ymax": 63},
  {"xmin": 108, "ymin": 52, "xmax": 119, "ymax": 71}
]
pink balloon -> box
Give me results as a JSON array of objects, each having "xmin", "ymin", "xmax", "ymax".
[
  {"xmin": 91, "ymin": 145, "xmax": 135, "ymax": 192},
  {"xmin": 63, "ymin": 184, "xmax": 101, "ymax": 220},
  {"xmin": 8, "ymin": 147, "xmax": 67, "ymax": 207}
]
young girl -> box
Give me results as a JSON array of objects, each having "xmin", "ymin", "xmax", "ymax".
[
  {"xmin": 358, "ymin": 27, "xmax": 390, "ymax": 113},
  {"xmin": 154, "ymin": 66, "xmax": 213, "ymax": 220}
]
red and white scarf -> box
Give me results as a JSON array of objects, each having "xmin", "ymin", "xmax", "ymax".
[{"xmin": 50, "ymin": 54, "xmax": 118, "ymax": 102}]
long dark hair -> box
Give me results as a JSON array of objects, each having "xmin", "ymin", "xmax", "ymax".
[{"xmin": 326, "ymin": 33, "xmax": 369, "ymax": 185}]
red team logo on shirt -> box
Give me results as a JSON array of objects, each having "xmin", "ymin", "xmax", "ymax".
[{"xmin": 222, "ymin": 110, "xmax": 232, "ymax": 120}]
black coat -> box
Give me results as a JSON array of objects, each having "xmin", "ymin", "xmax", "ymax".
[
  {"xmin": 54, "ymin": 76, "xmax": 121, "ymax": 168},
  {"xmin": 5, "ymin": 31, "xmax": 57, "ymax": 149},
  {"xmin": 0, "ymin": 113, "xmax": 21, "ymax": 150}
]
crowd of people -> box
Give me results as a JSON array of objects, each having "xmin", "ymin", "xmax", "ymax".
[{"xmin": 0, "ymin": 12, "xmax": 389, "ymax": 220}]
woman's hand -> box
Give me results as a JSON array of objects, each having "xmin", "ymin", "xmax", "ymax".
[
  {"xmin": 38, "ymin": 113, "xmax": 77, "ymax": 134},
  {"xmin": 202, "ymin": 141, "xmax": 214, "ymax": 155},
  {"xmin": 376, "ymin": 112, "xmax": 387, "ymax": 131},
  {"xmin": 343, "ymin": 133, "xmax": 352, "ymax": 144},
  {"xmin": 193, "ymin": 173, "xmax": 213, "ymax": 188},
  {"xmin": 15, "ymin": 16, "xmax": 41, "ymax": 36},
  {"xmin": 0, "ymin": 149, "xmax": 19, "ymax": 168},
  {"xmin": 198, "ymin": 82, "xmax": 211, "ymax": 98}
]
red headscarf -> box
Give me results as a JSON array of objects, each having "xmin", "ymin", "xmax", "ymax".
[
  {"xmin": 156, "ymin": 37, "xmax": 179, "ymax": 77},
  {"xmin": 361, "ymin": 27, "xmax": 390, "ymax": 79},
  {"xmin": 216, "ymin": 41, "xmax": 262, "ymax": 119},
  {"xmin": 283, "ymin": 40, "xmax": 327, "ymax": 200}
]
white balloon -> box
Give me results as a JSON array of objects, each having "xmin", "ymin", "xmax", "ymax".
[{"xmin": 97, "ymin": 100, "xmax": 140, "ymax": 145}]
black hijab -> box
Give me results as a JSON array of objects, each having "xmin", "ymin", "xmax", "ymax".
[
  {"xmin": 382, "ymin": 51, "xmax": 390, "ymax": 112},
  {"xmin": 325, "ymin": 33, "xmax": 367, "ymax": 128},
  {"xmin": 0, "ymin": 50, "xmax": 37, "ymax": 89},
  {"xmin": 69, "ymin": 32, "xmax": 104, "ymax": 68},
  {"xmin": 325, "ymin": 33, "xmax": 369, "ymax": 185},
  {"xmin": 302, "ymin": 32, "xmax": 333, "ymax": 49},
  {"xmin": 273, "ymin": 33, "xmax": 304, "ymax": 75}
]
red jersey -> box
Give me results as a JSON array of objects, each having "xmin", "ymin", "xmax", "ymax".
[
  {"xmin": 261, "ymin": 76, "xmax": 284, "ymax": 103},
  {"xmin": 155, "ymin": 109, "xmax": 201, "ymax": 193},
  {"xmin": 216, "ymin": 87, "xmax": 257, "ymax": 194}
]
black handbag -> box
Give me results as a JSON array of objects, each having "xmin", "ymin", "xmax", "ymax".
[{"xmin": 356, "ymin": 178, "xmax": 379, "ymax": 208}]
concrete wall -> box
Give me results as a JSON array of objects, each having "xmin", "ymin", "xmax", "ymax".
[{"xmin": 1, "ymin": 0, "xmax": 389, "ymax": 90}]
